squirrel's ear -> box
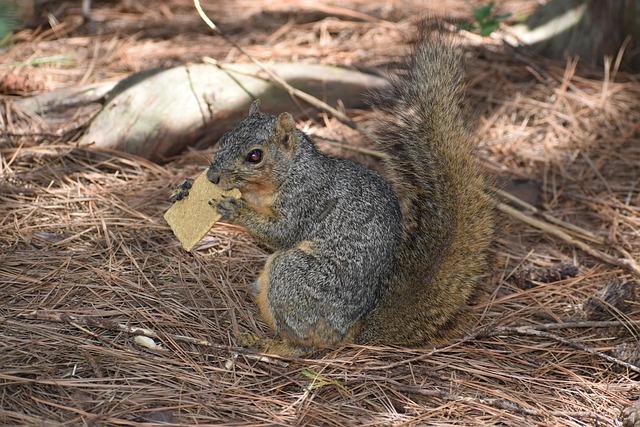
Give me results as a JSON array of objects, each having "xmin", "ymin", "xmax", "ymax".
[
  {"xmin": 248, "ymin": 99, "xmax": 261, "ymax": 116},
  {"xmin": 275, "ymin": 112, "xmax": 296, "ymax": 149}
]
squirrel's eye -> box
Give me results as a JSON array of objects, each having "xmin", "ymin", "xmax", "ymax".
[{"xmin": 245, "ymin": 149, "xmax": 263, "ymax": 164}]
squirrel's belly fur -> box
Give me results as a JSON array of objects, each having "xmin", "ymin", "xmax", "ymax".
[{"xmin": 204, "ymin": 23, "xmax": 493, "ymax": 351}]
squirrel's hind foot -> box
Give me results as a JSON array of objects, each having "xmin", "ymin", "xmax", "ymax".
[{"xmin": 236, "ymin": 332, "xmax": 307, "ymax": 357}]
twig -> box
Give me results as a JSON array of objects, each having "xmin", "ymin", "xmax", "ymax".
[
  {"xmin": 496, "ymin": 202, "xmax": 640, "ymax": 278},
  {"xmin": 494, "ymin": 188, "xmax": 604, "ymax": 244},
  {"xmin": 193, "ymin": 0, "xmax": 358, "ymax": 129},
  {"xmin": 303, "ymin": 4, "xmax": 389, "ymax": 24},
  {"xmin": 200, "ymin": 57, "xmax": 310, "ymax": 117},
  {"xmin": 79, "ymin": 36, "xmax": 101, "ymax": 85},
  {"xmin": 581, "ymin": 152, "xmax": 614, "ymax": 197},
  {"xmin": 506, "ymin": 319, "xmax": 640, "ymax": 332},
  {"xmin": 470, "ymin": 319, "xmax": 640, "ymax": 339},
  {"xmin": 1, "ymin": 131, "xmax": 62, "ymax": 138},
  {"xmin": 476, "ymin": 324, "xmax": 640, "ymax": 374},
  {"xmin": 16, "ymin": 310, "xmax": 289, "ymax": 368}
]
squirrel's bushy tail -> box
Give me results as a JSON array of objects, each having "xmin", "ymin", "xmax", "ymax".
[{"xmin": 360, "ymin": 24, "xmax": 493, "ymax": 345}]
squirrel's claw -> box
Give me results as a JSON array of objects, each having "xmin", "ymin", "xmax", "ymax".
[
  {"xmin": 180, "ymin": 178, "xmax": 193, "ymax": 190},
  {"xmin": 210, "ymin": 196, "xmax": 242, "ymax": 220},
  {"xmin": 169, "ymin": 189, "xmax": 188, "ymax": 203},
  {"xmin": 169, "ymin": 178, "xmax": 193, "ymax": 203}
]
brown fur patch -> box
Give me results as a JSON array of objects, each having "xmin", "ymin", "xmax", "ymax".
[
  {"xmin": 241, "ymin": 178, "xmax": 277, "ymax": 219},
  {"xmin": 255, "ymin": 254, "xmax": 277, "ymax": 330},
  {"xmin": 296, "ymin": 240, "xmax": 314, "ymax": 254},
  {"xmin": 288, "ymin": 318, "xmax": 339, "ymax": 348},
  {"xmin": 282, "ymin": 319, "xmax": 360, "ymax": 349}
]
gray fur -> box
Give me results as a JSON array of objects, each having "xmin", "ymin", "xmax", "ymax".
[{"xmin": 208, "ymin": 111, "xmax": 402, "ymax": 344}]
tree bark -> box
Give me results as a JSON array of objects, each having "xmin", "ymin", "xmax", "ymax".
[{"xmin": 511, "ymin": 0, "xmax": 640, "ymax": 71}]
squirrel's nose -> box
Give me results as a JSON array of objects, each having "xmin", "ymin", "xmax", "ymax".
[{"xmin": 207, "ymin": 168, "xmax": 221, "ymax": 185}]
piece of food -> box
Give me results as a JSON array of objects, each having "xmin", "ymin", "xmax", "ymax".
[
  {"xmin": 164, "ymin": 172, "xmax": 241, "ymax": 251},
  {"xmin": 133, "ymin": 335, "xmax": 164, "ymax": 351}
]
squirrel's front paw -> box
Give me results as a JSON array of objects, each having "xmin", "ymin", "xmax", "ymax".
[
  {"xmin": 169, "ymin": 178, "xmax": 193, "ymax": 203},
  {"xmin": 210, "ymin": 196, "xmax": 242, "ymax": 220}
]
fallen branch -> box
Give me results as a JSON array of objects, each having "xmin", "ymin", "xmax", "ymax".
[
  {"xmin": 496, "ymin": 202, "xmax": 640, "ymax": 278},
  {"xmin": 505, "ymin": 319, "xmax": 640, "ymax": 332},
  {"xmin": 494, "ymin": 188, "xmax": 605, "ymax": 244},
  {"xmin": 15, "ymin": 80, "xmax": 117, "ymax": 115}
]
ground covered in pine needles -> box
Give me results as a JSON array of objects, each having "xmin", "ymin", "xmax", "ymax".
[{"xmin": 1, "ymin": 1, "xmax": 639, "ymax": 425}]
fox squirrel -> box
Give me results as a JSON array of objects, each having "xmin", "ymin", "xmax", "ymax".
[{"xmin": 173, "ymin": 26, "xmax": 493, "ymax": 353}]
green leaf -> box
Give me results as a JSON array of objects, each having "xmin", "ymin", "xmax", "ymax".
[
  {"xmin": 474, "ymin": 3, "xmax": 494, "ymax": 23},
  {"xmin": 480, "ymin": 21, "xmax": 500, "ymax": 36}
]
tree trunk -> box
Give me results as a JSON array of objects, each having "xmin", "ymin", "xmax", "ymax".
[{"xmin": 511, "ymin": 0, "xmax": 640, "ymax": 71}]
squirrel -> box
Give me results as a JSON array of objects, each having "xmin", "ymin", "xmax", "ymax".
[{"xmin": 172, "ymin": 25, "xmax": 493, "ymax": 354}]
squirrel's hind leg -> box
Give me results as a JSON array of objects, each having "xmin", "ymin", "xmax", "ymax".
[
  {"xmin": 250, "ymin": 244, "xmax": 356, "ymax": 352},
  {"xmin": 239, "ymin": 251, "xmax": 309, "ymax": 356}
]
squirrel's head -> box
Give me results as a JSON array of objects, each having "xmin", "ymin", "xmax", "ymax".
[{"xmin": 207, "ymin": 100, "xmax": 304, "ymax": 192}]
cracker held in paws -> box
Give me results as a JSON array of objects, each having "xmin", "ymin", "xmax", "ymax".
[{"xmin": 164, "ymin": 173, "xmax": 241, "ymax": 252}]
